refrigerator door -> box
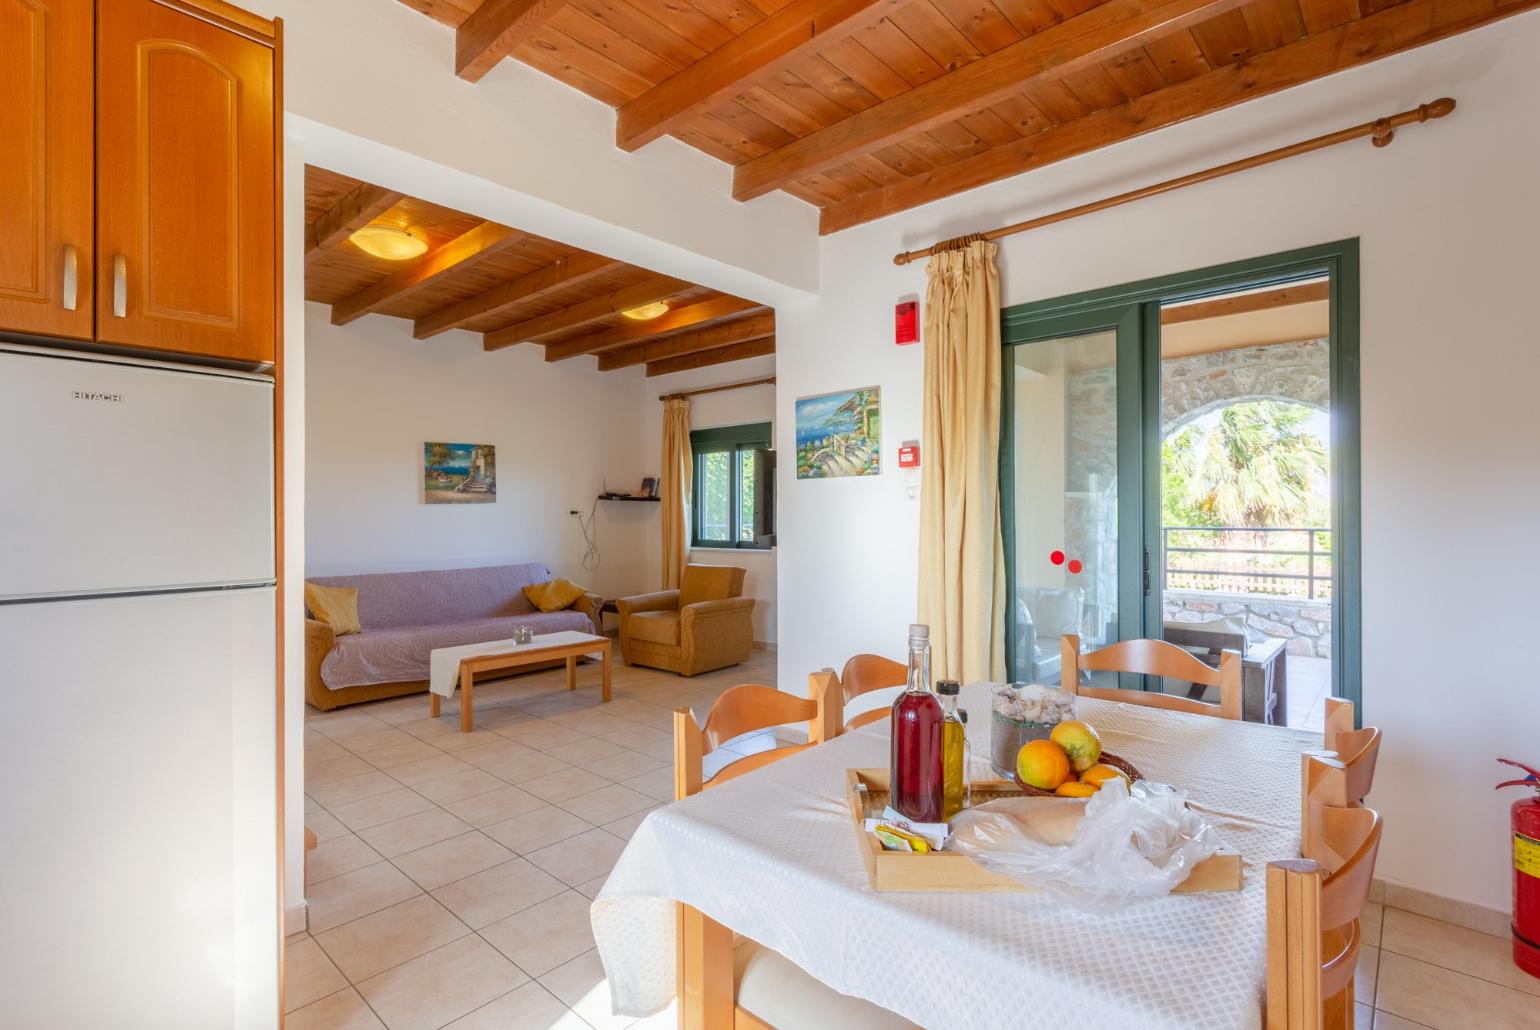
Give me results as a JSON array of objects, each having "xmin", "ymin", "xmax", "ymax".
[
  {"xmin": 0, "ymin": 347, "xmax": 274, "ymax": 601},
  {"xmin": 0, "ymin": 588, "xmax": 277, "ymax": 1029}
]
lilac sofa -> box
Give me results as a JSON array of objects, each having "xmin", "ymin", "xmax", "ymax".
[{"xmin": 304, "ymin": 563, "xmax": 601, "ymax": 710}]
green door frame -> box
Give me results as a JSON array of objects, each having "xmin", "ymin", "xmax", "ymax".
[{"xmin": 999, "ymin": 239, "xmax": 1362, "ymax": 716}]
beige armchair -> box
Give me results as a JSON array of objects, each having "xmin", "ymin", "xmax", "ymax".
[{"xmin": 617, "ymin": 564, "xmax": 755, "ymax": 677}]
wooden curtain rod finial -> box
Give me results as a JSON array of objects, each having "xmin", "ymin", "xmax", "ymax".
[{"xmin": 891, "ymin": 97, "xmax": 1459, "ymax": 265}]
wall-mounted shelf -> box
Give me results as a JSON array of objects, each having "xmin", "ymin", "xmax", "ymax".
[{"xmin": 598, "ymin": 495, "xmax": 660, "ymax": 502}]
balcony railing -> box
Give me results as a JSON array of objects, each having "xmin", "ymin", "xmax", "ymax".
[{"xmin": 1163, "ymin": 526, "xmax": 1332, "ymax": 599}]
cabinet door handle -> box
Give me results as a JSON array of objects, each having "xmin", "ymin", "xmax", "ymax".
[
  {"xmin": 112, "ymin": 254, "xmax": 127, "ymax": 318},
  {"xmin": 61, "ymin": 245, "xmax": 78, "ymax": 311}
]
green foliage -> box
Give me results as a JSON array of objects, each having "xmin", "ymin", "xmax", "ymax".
[{"xmin": 1163, "ymin": 401, "xmax": 1328, "ymax": 528}]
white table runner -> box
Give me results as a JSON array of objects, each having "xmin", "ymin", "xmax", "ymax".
[
  {"xmin": 427, "ymin": 631, "xmax": 605, "ymax": 698},
  {"xmin": 592, "ymin": 681, "xmax": 1317, "ymax": 1030}
]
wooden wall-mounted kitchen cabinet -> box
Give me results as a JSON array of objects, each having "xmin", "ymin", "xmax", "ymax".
[
  {"xmin": 0, "ymin": 0, "xmax": 95, "ymax": 341},
  {"xmin": 97, "ymin": 0, "xmax": 277, "ymax": 365}
]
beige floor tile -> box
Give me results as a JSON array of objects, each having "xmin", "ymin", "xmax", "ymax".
[
  {"xmin": 573, "ymin": 874, "xmax": 610, "ymax": 899},
  {"xmin": 1363, "ymin": 902, "xmax": 1384, "ymax": 947},
  {"xmin": 306, "ymin": 770, "xmax": 403, "ymax": 810},
  {"xmin": 306, "ymin": 861, "xmax": 423, "ymax": 933},
  {"xmin": 539, "ymin": 948, "xmax": 632, "ymax": 1030},
  {"xmin": 456, "ymin": 738, "xmax": 544, "ymax": 771},
  {"xmin": 339, "ymin": 727, "xmax": 419, "ymax": 756},
  {"xmin": 312, "ymin": 712, "xmax": 393, "ymax": 740},
  {"xmin": 285, "ymin": 987, "xmax": 386, "ymax": 1030},
  {"xmin": 559, "ymin": 784, "xmax": 657, "ymax": 825},
  {"xmin": 362, "ymin": 739, "xmax": 444, "ymax": 770},
  {"xmin": 543, "ymin": 737, "xmax": 629, "ymax": 765},
  {"xmin": 308, "ymin": 754, "xmax": 377, "ymax": 786},
  {"xmin": 430, "ymin": 857, "xmax": 568, "ymax": 929},
  {"xmin": 1373, "ymin": 1010, "xmax": 1434, "ymax": 1029},
  {"xmin": 305, "ymin": 740, "xmax": 351, "ymax": 764},
  {"xmin": 1382, "ymin": 884, "xmax": 1512, "ymax": 939},
  {"xmin": 524, "ymin": 767, "xmax": 613, "ymax": 803},
  {"xmin": 1354, "ymin": 1003, "xmax": 1373, "ymax": 1027},
  {"xmin": 581, "ymin": 750, "xmax": 666, "ymax": 781},
  {"xmin": 445, "ymin": 785, "xmax": 547, "ymax": 827},
  {"xmin": 284, "ymin": 936, "xmax": 348, "ymax": 1012},
  {"xmin": 624, "ymin": 768, "xmax": 677, "ymax": 803},
  {"xmin": 1381, "ymin": 908, "xmax": 1539, "ymax": 998},
  {"xmin": 305, "ymin": 795, "xmax": 326, "ymax": 817},
  {"xmin": 631, "ymin": 735, "xmax": 679, "ymax": 763},
  {"xmin": 357, "ymin": 935, "xmax": 528, "ymax": 1030},
  {"xmin": 1358, "ymin": 944, "xmax": 1380, "ymax": 1004},
  {"xmin": 482, "ymin": 804, "xmax": 595, "ymax": 854},
  {"xmin": 400, "ymin": 716, "xmax": 461, "ymax": 741},
  {"xmin": 1376, "ymin": 952, "xmax": 1538, "ymax": 1030},
  {"xmin": 481, "ymin": 890, "xmax": 598, "ymax": 977},
  {"xmin": 410, "ymin": 768, "xmax": 506, "ymax": 806},
  {"xmin": 314, "ymin": 893, "xmax": 470, "ymax": 982},
  {"xmin": 425, "ymin": 727, "xmax": 503, "ymax": 753},
  {"xmin": 357, "ymin": 808, "xmax": 474, "ymax": 859},
  {"xmin": 391, "ymin": 831, "xmax": 516, "ymax": 892},
  {"xmin": 305, "ymin": 808, "xmax": 350, "ymax": 843},
  {"xmin": 306, "ymin": 833, "xmax": 384, "ymax": 885},
  {"xmin": 602, "ymin": 805, "xmax": 660, "ymax": 841},
  {"xmin": 478, "ymin": 749, "xmax": 575, "ymax": 783},
  {"xmin": 385, "ymin": 753, "xmax": 475, "ymax": 787},
  {"xmin": 330, "ymin": 788, "xmax": 437, "ymax": 832},
  {"xmin": 525, "ymin": 828, "xmax": 627, "ymax": 887},
  {"xmin": 443, "ymin": 981, "xmax": 583, "ymax": 1029},
  {"xmin": 589, "ymin": 723, "xmax": 673, "ymax": 751},
  {"xmin": 495, "ymin": 722, "xmax": 590, "ymax": 750}
]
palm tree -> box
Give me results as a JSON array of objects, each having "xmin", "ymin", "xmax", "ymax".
[{"xmin": 1164, "ymin": 401, "xmax": 1327, "ymax": 527}]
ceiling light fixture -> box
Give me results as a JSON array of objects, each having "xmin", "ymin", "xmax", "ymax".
[
  {"xmin": 621, "ymin": 301, "xmax": 670, "ymax": 321},
  {"xmin": 349, "ymin": 224, "xmax": 428, "ymax": 261}
]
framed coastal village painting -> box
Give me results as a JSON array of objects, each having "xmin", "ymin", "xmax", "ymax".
[
  {"xmin": 423, "ymin": 442, "xmax": 496, "ymax": 503},
  {"xmin": 795, "ymin": 388, "xmax": 881, "ymax": 479}
]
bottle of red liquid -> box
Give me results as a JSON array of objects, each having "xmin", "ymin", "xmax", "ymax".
[{"xmin": 890, "ymin": 624, "xmax": 944, "ymax": 822}]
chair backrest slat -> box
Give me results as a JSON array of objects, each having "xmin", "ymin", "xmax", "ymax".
[
  {"xmin": 1060, "ymin": 634, "xmax": 1242, "ymax": 721},
  {"xmin": 673, "ymin": 675, "xmax": 837, "ymax": 801},
  {"xmin": 839, "ymin": 654, "xmax": 906, "ymax": 730}
]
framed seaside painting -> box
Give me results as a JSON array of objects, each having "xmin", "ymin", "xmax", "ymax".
[
  {"xmin": 423, "ymin": 442, "xmax": 496, "ymax": 503},
  {"xmin": 795, "ymin": 387, "xmax": 880, "ymax": 479}
]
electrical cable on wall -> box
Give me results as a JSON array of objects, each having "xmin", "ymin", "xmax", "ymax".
[{"xmin": 571, "ymin": 498, "xmax": 601, "ymax": 572}]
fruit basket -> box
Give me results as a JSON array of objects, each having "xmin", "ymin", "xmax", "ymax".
[
  {"xmin": 1012, "ymin": 752, "xmax": 1143, "ymax": 797},
  {"xmin": 845, "ymin": 767, "xmax": 1241, "ymax": 894}
]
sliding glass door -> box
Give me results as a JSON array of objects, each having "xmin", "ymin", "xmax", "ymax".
[{"xmin": 1001, "ymin": 242, "xmax": 1360, "ymax": 723}]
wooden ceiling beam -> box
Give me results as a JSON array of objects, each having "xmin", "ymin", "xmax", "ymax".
[
  {"xmin": 599, "ymin": 313, "xmax": 775, "ymax": 371},
  {"xmin": 456, "ymin": 0, "xmax": 569, "ymax": 83},
  {"xmin": 483, "ymin": 274, "xmax": 689, "ymax": 351},
  {"xmin": 614, "ymin": 0, "xmax": 899, "ymax": 152},
  {"xmin": 819, "ymin": 0, "xmax": 1538, "ymax": 234},
  {"xmin": 305, "ymin": 182, "xmax": 402, "ymax": 259},
  {"xmin": 732, "ymin": 0, "xmax": 1243, "ymax": 202},
  {"xmin": 543, "ymin": 296, "xmax": 764, "ymax": 361},
  {"xmin": 647, "ymin": 337, "xmax": 775, "ymax": 377},
  {"xmin": 413, "ymin": 250, "xmax": 619, "ymax": 339},
  {"xmin": 1162, "ymin": 282, "xmax": 1330, "ymax": 325},
  {"xmin": 330, "ymin": 222, "xmax": 522, "ymax": 326}
]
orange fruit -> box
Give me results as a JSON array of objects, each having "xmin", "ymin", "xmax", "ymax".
[
  {"xmin": 1080, "ymin": 763, "xmax": 1131, "ymax": 790},
  {"xmin": 1054, "ymin": 780, "xmax": 1097, "ymax": 798},
  {"xmin": 1049, "ymin": 720, "xmax": 1103, "ymax": 773},
  {"xmin": 1016, "ymin": 739, "xmax": 1072, "ymax": 790}
]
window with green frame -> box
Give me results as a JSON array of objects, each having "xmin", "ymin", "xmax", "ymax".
[{"xmin": 690, "ymin": 423, "xmax": 774, "ymax": 549}]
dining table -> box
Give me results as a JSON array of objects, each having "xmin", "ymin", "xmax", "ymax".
[{"xmin": 592, "ymin": 681, "xmax": 1319, "ymax": 1029}]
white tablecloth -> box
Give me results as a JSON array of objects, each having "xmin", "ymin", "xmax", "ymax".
[
  {"xmin": 427, "ymin": 631, "xmax": 605, "ymax": 697},
  {"xmin": 592, "ymin": 681, "xmax": 1317, "ymax": 1029}
]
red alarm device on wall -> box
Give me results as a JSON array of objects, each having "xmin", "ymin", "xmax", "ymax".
[{"xmin": 896, "ymin": 301, "xmax": 918, "ymax": 345}]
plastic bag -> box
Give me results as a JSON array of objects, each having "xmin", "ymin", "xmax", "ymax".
[{"xmin": 947, "ymin": 778, "xmax": 1220, "ymax": 912}]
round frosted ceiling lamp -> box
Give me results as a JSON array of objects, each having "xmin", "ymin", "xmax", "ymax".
[
  {"xmin": 349, "ymin": 224, "xmax": 428, "ymax": 261},
  {"xmin": 621, "ymin": 301, "xmax": 670, "ymax": 321}
]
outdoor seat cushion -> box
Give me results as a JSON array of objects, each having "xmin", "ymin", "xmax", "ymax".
[
  {"xmin": 320, "ymin": 610, "xmax": 592, "ymax": 689},
  {"xmin": 627, "ymin": 610, "xmax": 681, "ymax": 647}
]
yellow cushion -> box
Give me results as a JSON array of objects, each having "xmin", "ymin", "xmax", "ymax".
[
  {"xmin": 628, "ymin": 611, "xmax": 681, "ymax": 646},
  {"xmin": 304, "ymin": 583, "xmax": 361, "ymax": 636},
  {"xmin": 680, "ymin": 565, "xmax": 743, "ymax": 610},
  {"xmin": 524, "ymin": 578, "xmax": 587, "ymax": 613}
]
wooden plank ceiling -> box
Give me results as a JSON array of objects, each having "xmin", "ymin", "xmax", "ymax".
[
  {"xmin": 303, "ymin": 166, "xmax": 772, "ymax": 375},
  {"xmin": 396, "ymin": 0, "xmax": 1536, "ymax": 234}
]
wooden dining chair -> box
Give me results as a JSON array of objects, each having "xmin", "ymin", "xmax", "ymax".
[
  {"xmin": 1301, "ymin": 698, "xmax": 1382, "ymax": 859},
  {"xmin": 672, "ymin": 675, "xmax": 839, "ymax": 800},
  {"xmin": 1267, "ymin": 753, "xmax": 1384, "ymax": 1030},
  {"xmin": 837, "ymin": 654, "xmax": 907, "ymax": 731},
  {"xmin": 1060, "ymin": 634, "xmax": 1243, "ymax": 720}
]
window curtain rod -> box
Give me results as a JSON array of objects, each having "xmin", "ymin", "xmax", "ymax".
[
  {"xmin": 893, "ymin": 98, "xmax": 1456, "ymax": 267},
  {"xmin": 659, "ymin": 375, "xmax": 775, "ymax": 401}
]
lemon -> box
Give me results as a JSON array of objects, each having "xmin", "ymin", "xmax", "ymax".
[{"xmin": 1049, "ymin": 720, "xmax": 1102, "ymax": 773}]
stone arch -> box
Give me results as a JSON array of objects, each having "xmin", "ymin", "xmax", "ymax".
[{"xmin": 1160, "ymin": 339, "xmax": 1329, "ymax": 437}]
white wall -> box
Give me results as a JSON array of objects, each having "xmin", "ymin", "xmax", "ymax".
[
  {"xmin": 776, "ymin": 15, "xmax": 1540, "ymax": 915},
  {"xmin": 304, "ymin": 307, "xmax": 659, "ymax": 602}
]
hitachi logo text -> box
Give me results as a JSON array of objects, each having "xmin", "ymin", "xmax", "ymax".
[{"xmin": 72, "ymin": 391, "xmax": 123, "ymax": 403}]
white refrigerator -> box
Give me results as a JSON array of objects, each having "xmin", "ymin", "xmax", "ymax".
[{"xmin": 0, "ymin": 343, "xmax": 278, "ymax": 1028}]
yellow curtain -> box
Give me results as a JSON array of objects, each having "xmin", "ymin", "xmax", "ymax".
[
  {"xmin": 660, "ymin": 396, "xmax": 692, "ymax": 590},
  {"xmin": 917, "ymin": 238, "xmax": 1006, "ymax": 684}
]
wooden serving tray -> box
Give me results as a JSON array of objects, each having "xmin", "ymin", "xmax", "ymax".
[{"xmin": 846, "ymin": 768, "xmax": 1242, "ymax": 894}]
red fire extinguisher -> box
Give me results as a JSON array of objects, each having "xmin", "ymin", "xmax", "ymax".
[{"xmin": 1497, "ymin": 758, "xmax": 1540, "ymax": 980}]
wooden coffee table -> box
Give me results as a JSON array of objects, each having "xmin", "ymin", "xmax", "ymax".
[{"xmin": 429, "ymin": 632, "xmax": 612, "ymax": 733}]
